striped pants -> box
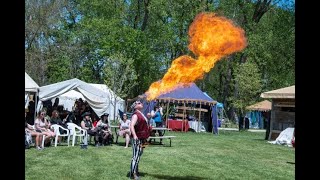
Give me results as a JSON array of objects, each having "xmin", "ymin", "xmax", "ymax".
[{"xmin": 130, "ymin": 139, "xmax": 145, "ymax": 176}]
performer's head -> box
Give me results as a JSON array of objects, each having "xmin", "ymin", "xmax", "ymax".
[{"xmin": 131, "ymin": 100, "xmax": 143, "ymax": 111}]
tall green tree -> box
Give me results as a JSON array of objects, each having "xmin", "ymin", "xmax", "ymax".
[
  {"xmin": 202, "ymin": 0, "xmax": 295, "ymax": 120},
  {"xmin": 103, "ymin": 53, "xmax": 138, "ymax": 120},
  {"xmin": 230, "ymin": 61, "xmax": 262, "ymax": 116}
]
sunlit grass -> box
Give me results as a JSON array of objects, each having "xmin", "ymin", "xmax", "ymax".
[{"xmin": 25, "ymin": 130, "xmax": 294, "ymax": 180}]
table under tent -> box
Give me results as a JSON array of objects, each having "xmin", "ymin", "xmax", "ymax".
[{"xmin": 127, "ymin": 83, "xmax": 219, "ymax": 134}]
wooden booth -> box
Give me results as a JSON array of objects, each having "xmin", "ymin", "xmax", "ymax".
[
  {"xmin": 127, "ymin": 83, "xmax": 217, "ymax": 132},
  {"xmin": 261, "ymin": 85, "xmax": 295, "ymax": 140}
]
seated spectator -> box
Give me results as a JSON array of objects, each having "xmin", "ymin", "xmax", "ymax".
[
  {"xmin": 80, "ymin": 112, "xmax": 99, "ymax": 146},
  {"xmin": 50, "ymin": 110, "xmax": 68, "ymax": 142},
  {"xmin": 147, "ymin": 113, "xmax": 156, "ymax": 128},
  {"xmin": 25, "ymin": 109, "xmax": 43, "ymax": 150},
  {"xmin": 96, "ymin": 113, "xmax": 113, "ymax": 146},
  {"xmin": 118, "ymin": 113, "xmax": 131, "ymax": 148},
  {"xmin": 34, "ymin": 109, "xmax": 55, "ymax": 147}
]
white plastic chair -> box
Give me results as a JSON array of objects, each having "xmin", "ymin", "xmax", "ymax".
[
  {"xmin": 50, "ymin": 124, "xmax": 70, "ymax": 147},
  {"xmin": 67, "ymin": 123, "xmax": 87, "ymax": 146}
]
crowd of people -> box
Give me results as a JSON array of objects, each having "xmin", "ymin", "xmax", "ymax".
[
  {"xmin": 25, "ymin": 98, "xmax": 112, "ymax": 149},
  {"xmin": 25, "ymin": 97, "xmax": 165, "ymax": 152},
  {"xmin": 25, "ymin": 97, "xmax": 167, "ymax": 180}
]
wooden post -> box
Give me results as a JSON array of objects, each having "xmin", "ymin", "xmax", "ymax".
[
  {"xmin": 268, "ymin": 99, "xmax": 275, "ymax": 140},
  {"xmin": 198, "ymin": 103, "xmax": 201, "ymax": 133},
  {"xmin": 33, "ymin": 91, "xmax": 38, "ymax": 121},
  {"xmin": 166, "ymin": 102, "xmax": 169, "ymax": 128},
  {"xmin": 182, "ymin": 102, "xmax": 186, "ymax": 132}
]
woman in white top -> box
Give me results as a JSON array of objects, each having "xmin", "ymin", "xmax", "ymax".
[
  {"xmin": 34, "ymin": 109, "xmax": 55, "ymax": 147},
  {"xmin": 118, "ymin": 113, "xmax": 131, "ymax": 148}
]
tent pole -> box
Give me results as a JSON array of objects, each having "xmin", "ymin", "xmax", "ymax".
[
  {"xmin": 198, "ymin": 103, "xmax": 201, "ymax": 133},
  {"xmin": 166, "ymin": 102, "xmax": 169, "ymax": 128},
  {"xmin": 182, "ymin": 102, "xmax": 186, "ymax": 132},
  {"xmin": 34, "ymin": 90, "xmax": 38, "ymax": 121},
  {"xmin": 211, "ymin": 105, "xmax": 214, "ymax": 134}
]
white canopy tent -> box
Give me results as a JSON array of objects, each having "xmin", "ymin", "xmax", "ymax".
[
  {"xmin": 37, "ymin": 78, "xmax": 109, "ymax": 117},
  {"xmin": 25, "ymin": 72, "xmax": 39, "ymax": 109},
  {"xmin": 52, "ymin": 90, "xmax": 85, "ymax": 111},
  {"xmin": 89, "ymin": 83, "xmax": 125, "ymax": 120},
  {"xmin": 25, "ymin": 72, "xmax": 39, "ymax": 92},
  {"xmin": 52, "ymin": 83, "xmax": 125, "ymax": 120}
]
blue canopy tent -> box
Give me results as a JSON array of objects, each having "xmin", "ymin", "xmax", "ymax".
[{"xmin": 127, "ymin": 83, "xmax": 218, "ymax": 134}]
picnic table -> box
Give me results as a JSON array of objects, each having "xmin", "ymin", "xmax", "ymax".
[{"xmin": 148, "ymin": 127, "xmax": 176, "ymax": 147}]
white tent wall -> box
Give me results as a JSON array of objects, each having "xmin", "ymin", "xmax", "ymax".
[
  {"xmin": 89, "ymin": 83, "xmax": 125, "ymax": 121},
  {"xmin": 51, "ymin": 83, "xmax": 125, "ymax": 121},
  {"xmin": 25, "ymin": 93, "xmax": 30, "ymax": 109},
  {"xmin": 25, "ymin": 72, "xmax": 39, "ymax": 92},
  {"xmin": 25, "ymin": 72, "xmax": 39, "ymax": 121},
  {"xmin": 37, "ymin": 78, "xmax": 109, "ymax": 117},
  {"xmin": 51, "ymin": 90, "xmax": 84, "ymax": 111}
]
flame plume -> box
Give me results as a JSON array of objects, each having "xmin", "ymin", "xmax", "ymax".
[{"xmin": 146, "ymin": 12, "xmax": 247, "ymax": 100}]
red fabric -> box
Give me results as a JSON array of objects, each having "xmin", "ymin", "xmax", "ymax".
[
  {"xmin": 168, "ymin": 120, "xmax": 189, "ymax": 132},
  {"xmin": 133, "ymin": 111, "xmax": 150, "ymax": 139},
  {"xmin": 93, "ymin": 121, "xmax": 98, "ymax": 127},
  {"xmin": 291, "ymin": 138, "xmax": 295, "ymax": 148}
]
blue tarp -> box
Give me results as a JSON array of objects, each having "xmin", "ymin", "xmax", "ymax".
[
  {"xmin": 248, "ymin": 111, "xmax": 264, "ymax": 129},
  {"xmin": 142, "ymin": 100, "xmax": 157, "ymax": 116},
  {"xmin": 138, "ymin": 83, "xmax": 218, "ymax": 134},
  {"xmin": 217, "ymin": 102, "xmax": 224, "ymax": 108},
  {"xmin": 157, "ymin": 83, "xmax": 215, "ymax": 103},
  {"xmin": 212, "ymin": 104, "xmax": 218, "ymax": 134},
  {"xmin": 140, "ymin": 83, "xmax": 216, "ymax": 115}
]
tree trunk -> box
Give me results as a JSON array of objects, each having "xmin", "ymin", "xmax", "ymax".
[
  {"xmin": 141, "ymin": 0, "xmax": 150, "ymax": 31},
  {"xmin": 252, "ymin": 0, "xmax": 272, "ymax": 23},
  {"xmin": 133, "ymin": 0, "xmax": 141, "ymax": 29}
]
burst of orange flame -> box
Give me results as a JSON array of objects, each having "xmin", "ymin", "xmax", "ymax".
[{"xmin": 146, "ymin": 12, "xmax": 247, "ymax": 100}]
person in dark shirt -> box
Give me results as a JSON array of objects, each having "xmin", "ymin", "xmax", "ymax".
[
  {"xmin": 50, "ymin": 110, "xmax": 68, "ymax": 142},
  {"xmin": 80, "ymin": 111, "xmax": 99, "ymax": 146}
]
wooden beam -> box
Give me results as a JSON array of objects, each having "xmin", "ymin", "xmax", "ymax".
[
  {"xmin": 175, "ymin": 106, "xmax": 208, "ymax": 112},
  {"xmin": 268, "ymin": 100, "xmax": 275, "ymax": 140},
  {"xmin": 182, "ymin": 102, "xmax": 186, "ymax": 132},
  {"xmin": 198, "ymin": 103, "xmax": 201, "ymax": 132},
  {"xmin": 166, "ymin": 102, "xmax": 169, "ymax": 128}
]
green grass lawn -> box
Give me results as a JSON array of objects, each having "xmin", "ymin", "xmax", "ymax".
[{"xmin": 25, "ymin": 130, "xmax": 295, "ymax": 180}]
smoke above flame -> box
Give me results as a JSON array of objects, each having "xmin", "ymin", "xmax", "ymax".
[{"xmin": 146, "ymin": 12, "xmax": 247, "ymax": 100}]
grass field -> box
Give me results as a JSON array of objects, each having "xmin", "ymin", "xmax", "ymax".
[{"xmin": 25, "ymin": 130, "xmax": 295, "ymax": 180}]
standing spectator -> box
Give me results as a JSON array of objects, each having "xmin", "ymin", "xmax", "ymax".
[
  {"xmin": 129, "ymin": 100, "xmax": 150, "ymax": 180},
  {"xmin": 151, "ymin": 105, "xmax": 164, "ymax": 144}
]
